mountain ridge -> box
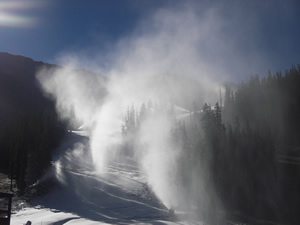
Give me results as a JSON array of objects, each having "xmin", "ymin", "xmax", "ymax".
[{"xmin": 0, "ymin": 52, "xmax": 59, "ymax": 122}]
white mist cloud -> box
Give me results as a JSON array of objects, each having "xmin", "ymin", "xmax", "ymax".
[
  {"xmin": 37, "ymin": 65, "xmax": 107, "ymax": 130},
  {"xmin": 37, "ymin": 2, "xmax": 262, "ymax": 213},
  {"xmin": 138, "ymin": 112, "xmax": 182, "ymax": 209}
]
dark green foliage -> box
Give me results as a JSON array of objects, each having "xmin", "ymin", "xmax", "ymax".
[
  {"xmin": 0, "ymin": 109, "xmax": 65, "ymax": 194},
  {"xmin": 225, "ymin": 66, "xmax": 300, "ymax": 146},
  {"xmin": 219, "ymin": 65, "xmax": 300, "ymax": 224},
  {"xmin": 0, "ymin": 53, "xmax": 68, "ymax": 195},
  {"xmin": 121, "ymin": 64, "xmax": 300, "ymax": 224}
]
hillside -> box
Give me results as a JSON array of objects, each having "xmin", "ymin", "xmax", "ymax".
[
  {"xmin": 0, "ymin": 52, "xmax": 57, "ymax": 123},
  {"xmin": 11, "ymin": 133, "xmax": 187, "ymax": 225},
  {"xmin": 0, "ymin": 52, "xmax": 216, "ymax": 123}
]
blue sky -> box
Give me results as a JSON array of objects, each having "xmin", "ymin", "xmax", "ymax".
[
  {"xmin": 1, "ymin": 0, "xmax": 300, "ymax": 82},
  {"xmin": 0, "ymin": 1, "xmax": 168, "ymax": 60}
]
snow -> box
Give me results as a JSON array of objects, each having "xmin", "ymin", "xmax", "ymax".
[{"xmin": 11, "ymin": 133, "xmax": 204, "ymax": 225}]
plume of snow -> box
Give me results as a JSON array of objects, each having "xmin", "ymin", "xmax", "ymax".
[{"xmin": 36, "ymin": 2, "xmax": 242, "ymax": 215}]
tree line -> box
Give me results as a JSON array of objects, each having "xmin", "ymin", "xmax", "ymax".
[
  {"xmin": 217, "ymin": 65, "xmax": 300, "ymax": 224},
  {"xmin": 0, "ymin": 108, "xmax": 65, "ymax": 195},
  {"xmin": 121, "ymin": 64, "xmax": 300, "ymax": 224}
]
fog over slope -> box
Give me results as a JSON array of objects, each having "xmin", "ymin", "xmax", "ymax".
[{"xmin": 36, "ymin": 4, "xmax": 241, "ymax": 215}]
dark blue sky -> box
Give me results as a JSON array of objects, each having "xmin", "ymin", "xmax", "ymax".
[
  {"xmin": 1, "ymin": 0, "xmax": 300, "ymax": 82},
  {"xmin": 1, "ymin": 1, "xmax": 158, "ymax": 61}
]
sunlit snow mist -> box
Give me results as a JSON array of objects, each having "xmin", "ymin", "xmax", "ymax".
[{"xmin": 37, "ymin": 5, "xmax": 225, "ymax": 215}]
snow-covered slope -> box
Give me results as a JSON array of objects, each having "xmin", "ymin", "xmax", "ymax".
[{"xmin": 11, "ymin": 133, "xmax": 203, "ymax": 225}]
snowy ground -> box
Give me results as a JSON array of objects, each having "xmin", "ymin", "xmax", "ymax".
[{"xmin": 11, "ymin": 133, "xmax": 204, "ymax": 225}]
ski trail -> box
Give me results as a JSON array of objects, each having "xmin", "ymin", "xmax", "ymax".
[{"xmin": 11, "ymin": 133, "xmax": 204, "ymax": 225}]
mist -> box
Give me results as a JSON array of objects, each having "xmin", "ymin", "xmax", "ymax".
[{"xmin": 36, "ymin": 2, "xmax": 250, "ymax": 220}]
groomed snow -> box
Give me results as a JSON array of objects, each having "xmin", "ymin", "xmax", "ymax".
[{"xmin": 11, "ymin": 133, "xmax": 204, "ymax": 225}]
